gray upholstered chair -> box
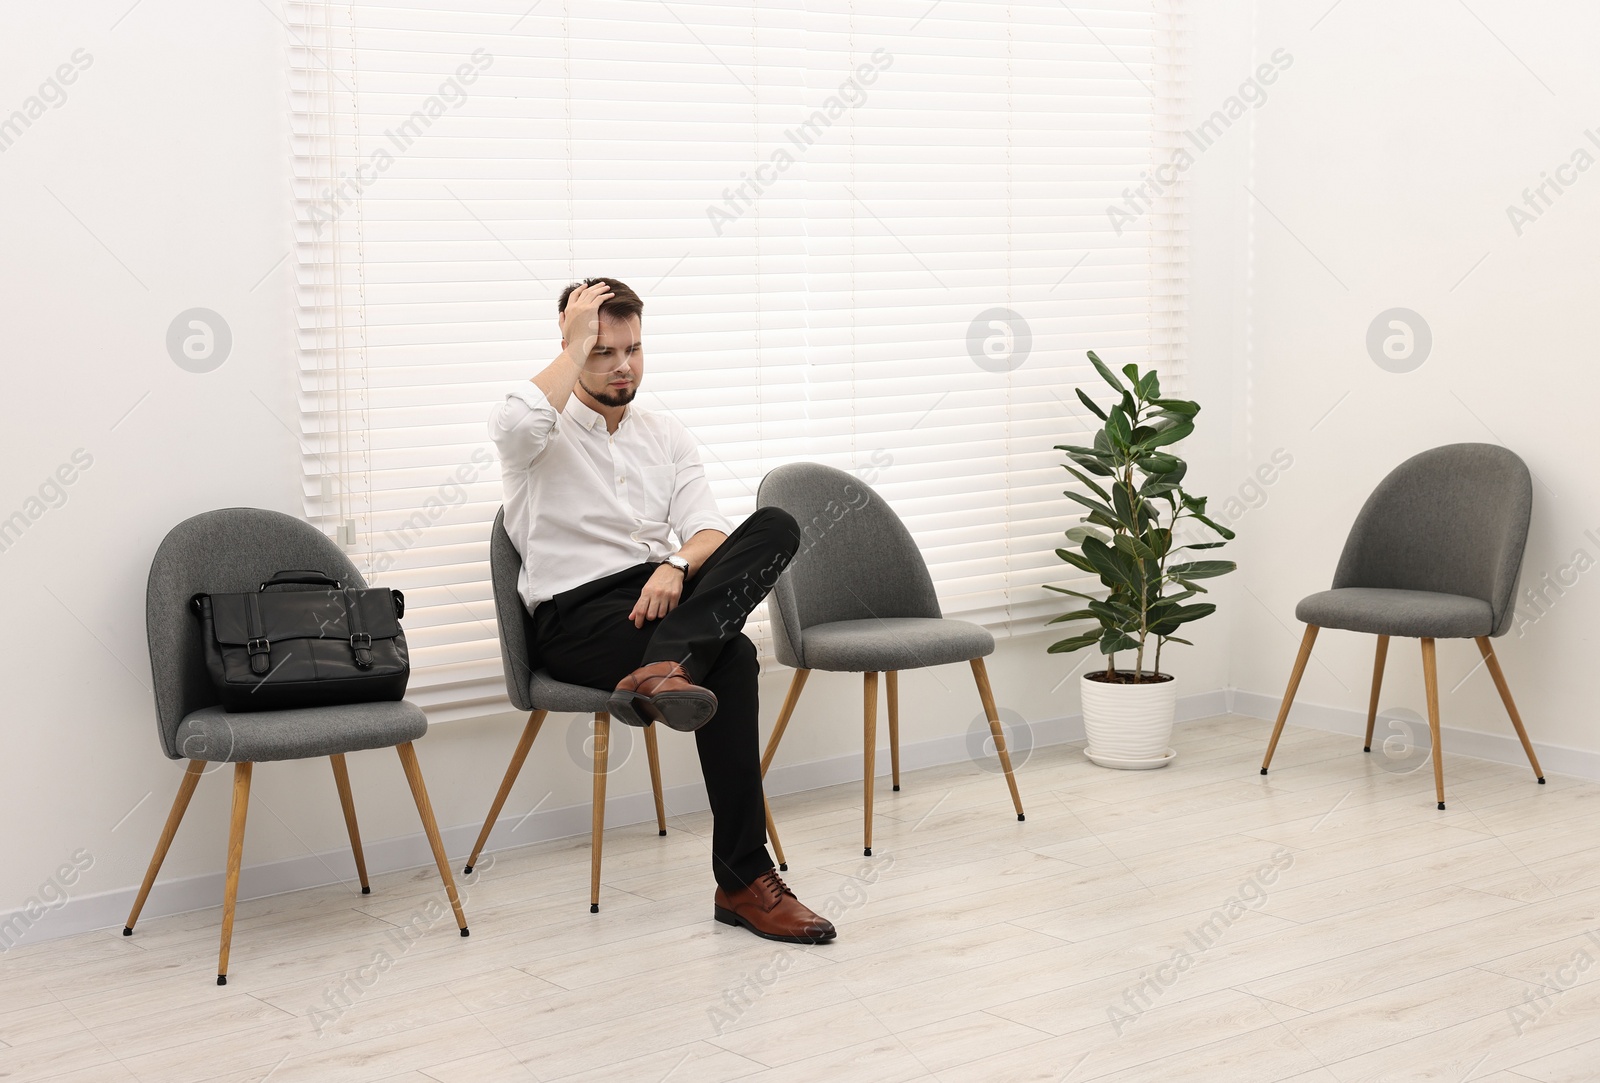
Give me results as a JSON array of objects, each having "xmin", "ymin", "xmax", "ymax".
[
  {"xmin": 1260, "ymin": 443, "xmax": 1545, "ymax": 809},
  {"xmin": 127, "ymin": 508, "xmax": 467, "ymax": 985},
  {"xmin": 757, "ymin": 463, "xmax": 1025, "ymax": 857},
  {"xmin": 465, "ymin": 509, "xmax": 798, "ymax": 911}
]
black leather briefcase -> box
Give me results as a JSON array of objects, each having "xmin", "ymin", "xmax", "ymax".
[{"xmin": 191, "ymin": 570, "xmax": 409, "ymax": 712}]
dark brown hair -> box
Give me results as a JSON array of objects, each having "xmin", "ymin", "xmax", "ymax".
[{"xmin": 557, "ymin": 277, "xmax": 643, "ymax": 323}]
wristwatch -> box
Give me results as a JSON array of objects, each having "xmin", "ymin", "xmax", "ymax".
[{"xmin": 661, "ymin": 555, "xmax": 691, "ymax": 575}]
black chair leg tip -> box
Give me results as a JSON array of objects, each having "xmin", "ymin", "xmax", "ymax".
[
  {"xmin": 1018, "ymin": 813, "xmax": 1026, "ymax": 822},
  {"xmin": 863, "ymin": 847, "xmax": 871, "ymax": 857},
  {"xmin": 462, "ymin": 864, "xmax": 473, "ymax": 875},
  {"xmin": 778, "ymin": 863, "xmax": 788, "ymax": 872},
  {"xmin": 589, "ymin": 903, "xmax": 599, "ymax": 914},
  {"xmin": 460, "ymin": 927, "xmax": 470, "ymax": 937},
  {"xmin": 122, "ymin": 927, "xmax": 132, "ymax": 937},
  {"xmin": 361, "ymin": 886, "xmax": 371, "ymax": 895},
  {"xmin": 1363, "ymin": 746, "xmax": 1371, "ymax": 753},
  {"xmin": 1259, "ymin": 768, "xmax": 1268, "ymax": 776},
  {"xmin": 1538, "ymin": 777, "xmax": 1547, "ymax": 784},
  {"xmin": 892, "ymin": 785, "xmax": 900, "ymax": 791},
  {"xmin": 217, "ymin": 975, "xmax": 227, "ymax": 986},
  {"xmin": 1437, "ymin": 802, "xmax": 1446, "ymax": 810},
  {"xmin": 659, "ymin": 829, "xmax": 667, "ymax": 837}
]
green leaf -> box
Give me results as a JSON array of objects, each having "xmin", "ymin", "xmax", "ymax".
[
  {"xmin": 1137, "ymin": 369, "xmax": 1161, "ymax": 401},
  {"xmin": 1105, "ymin": 406, "xmax": 1133, "ymax": 447},
  {"xmin": 1168, "ymin": 560, "xmax": 1236, "ymax": 579},
  {"xmin": 1190, "ymin": 510, "xmax": 1237, "ymax": 541},
  {"xmin": 1099, "ymin": 629, "xmax": 1142, "ymax": 655},
  {"xmin": 1160, "ymin": 635, "xmax": 1194, "ymax": 646},
  {"xmin": 1055, "ymin": 549, "xmax": 1098, "ymax": 576},
  {"xmin": 1065, "ymin": 525, "xmax": 1112, "ymax": 546},
  {"xmin": 1047, "ymin": 609, "xmax": 1099, "ymax": 625},
  {"xmin": 1043, "ymin": 585, "xmax": 1100, "ymax": 601},
  {"xmin": 1151, "ymin": 398, "xmax": 1199, "ymax": 417},
  {"xmin": 1063, "ymin": 491, "xmax": 1117, "ymax": 521},
  {"xmin": 1135, "ymin": 452, "xmax": 1182, "ymax": 474},
  {"xmin": 1062, "ymin": 466, "xmax": 1112, "ymax": 502},
  {"xmin": 1086, "ymin": 350, "xmax": 1126, "ymax": 394},
  {"xmin": 1157, "ymin": 602, "xmax": 1217, "ymax": 625},
  {"xmin": 1074, "ymin": 387, "xmax": 1108, "ymax": 420},
  {"xmin": 1142, "ymin": 420, "xmax": 1194, "ymax": 449},
  {"xmin": 1082, "ymin": 537, "xmax": 1136, "ymax": 589},
  {"xmin": 1111, "ymin": 482, "xmax": 1136, "ymax": 530},
  {"xmin": 1048, "ymin": 630, "xmax": 1102, "ymax": 654},
  {"xmin": 1112, "ymin": 533, "xmax": 1157, "ymax": 562}
]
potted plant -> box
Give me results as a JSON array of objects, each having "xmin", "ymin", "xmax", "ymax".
[{"xmin": 1047, "ymin": 352, "xmax": 1236, "ymax": 768}]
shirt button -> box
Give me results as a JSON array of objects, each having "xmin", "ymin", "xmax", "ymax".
[{"xmin": 617, "ymin": 477, "xmax": 625, "ymax": 485}]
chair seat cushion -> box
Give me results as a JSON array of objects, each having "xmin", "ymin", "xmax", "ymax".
[
  {"xmin": 174, "ymin": 700, "xmax": 428, "ymax": 762},
  {"xmin": 1294, "ymin": 588, "xmax": 1494, "ymax": 639},
  {"xmin": 802, "ymin": 617, "xmax": 995, "ymax": 672},
  {"xmin": 528, "ymin": 669, "xmax": 612, "ymax": 713}
]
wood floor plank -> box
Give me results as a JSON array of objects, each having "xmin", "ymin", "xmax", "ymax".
[{"xmin": 0, "ymin": 715, "xmax": 1594, "ymax": 1083}]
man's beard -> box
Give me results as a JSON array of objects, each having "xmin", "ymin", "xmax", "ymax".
[{"xmin": 581, "ymin": 376, "xmax": 637, "ymax": 408}]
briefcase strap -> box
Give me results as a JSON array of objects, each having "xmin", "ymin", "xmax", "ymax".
[
  {"xmin": 344, "ymin": 588, "xmax": 373, "ymax": 669},
  {"xmin": 246, "ymin": 592, "xmax": 271, "ymax": 675}
]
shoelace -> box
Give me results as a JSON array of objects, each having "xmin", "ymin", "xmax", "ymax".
[{"xmin": 754, "ymin": 869, "xmax": 796, "ymax": 910}]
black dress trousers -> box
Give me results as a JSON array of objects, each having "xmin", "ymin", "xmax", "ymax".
[{"xmin": 530, "ymin": 506, "xmax": 801, "ymax": 891}]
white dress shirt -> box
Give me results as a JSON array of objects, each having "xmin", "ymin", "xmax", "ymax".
[{"xmin": 488, "ymin": 383, "xmax": 733, "ymax": 614}]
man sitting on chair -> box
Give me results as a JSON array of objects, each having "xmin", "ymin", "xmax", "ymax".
[{"xmin": 488, "ymin": 277, "xmax": 836, "ymax": 944}]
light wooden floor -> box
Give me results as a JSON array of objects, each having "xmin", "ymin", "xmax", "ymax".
[{"xmin": 4, "ymin": 714, "xmax": 1600, "ymax": 1083}]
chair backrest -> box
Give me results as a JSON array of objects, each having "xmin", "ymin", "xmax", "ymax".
[
  {"xmin": 490, "ymin": 507, "xmax": 537, "ymax": 712},
  {"xmin": 146, "ymin": 508, "xmax": 364, "ymax": 759},
  {"xmin": 757, "ymin": 463, "xmax": 942, "ymax": 669},
  {"xmin": 1332, "ymin": 443, "xmax": 1532, "ymax": 638}
]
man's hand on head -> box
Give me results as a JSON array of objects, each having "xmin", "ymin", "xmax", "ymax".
[
  {"xmin": 560, "ymin": 281, "xmax": 615, "ymax": 369},
  {"xmin": 629, "ymin": 563, "xmax": 685, "ymax": 628}
]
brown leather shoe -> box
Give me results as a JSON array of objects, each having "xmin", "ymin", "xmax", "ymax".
[
  {"xmin": 714, "ymin": 869, "xmax": 837, "ymax": 944},
  {"xmin": 609, "ymin": 661, "xmax": 718, "ymax": 732}
]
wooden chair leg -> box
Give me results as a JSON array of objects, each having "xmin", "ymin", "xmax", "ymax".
[
  {"xmin": 644, "ymin": 722, "xmax": 667, "ymax": 836},
  {"xmin": 863, "ymin": 672, "xmax": 878, "ymax": 857},
  {"xmin": 1364, "ymin": 635, "xmax": 1389, "ymax": 753},
  {"xmin": 396, "ymin": 742, "xmax": 469, "ymax": 935},
  {"xmin": 759, "ymin": 668, "xmax": 811, "ymax": 778},
  {"xmin": 590, "ymin": 713, "xmax": 610, "ymax": 913},
  {"xmin": 764, "ymin": 798, "xmax": 787, "ymax": 871},
  {"xmin": 758, "ymin": 670, "xmax": 807, "ymax": 869},
  {"xmin": 216, "ymin": 762, "xmax": 252, "ymax": 986},
  {"xmin": 887, "ymin": 670, "xmax": 901, "ymax": 792},
  {"xmin": 971, "ymin": 657, "xmax": 1025, "ymax": 821},
  {"xmin": 1476, "ymin": 637, "xmax": 1546, "ymax": 784},
  {"xmin": 1261, "ymin": 624, "xmax": 1319, "ymax": 775},
  {"xmin": 329, "ymin": 754, "xmax": 370, "ymax": 894},
  {"xmin": 1420, "ymin": 638, "xmax": 1446, "ymax": 810},
  {"xmin": 124, "ymin": 759, "xmax": 205, "ymax": 936},
  {"xmin": 464, "ymin": 710, "xmax": 547, "ymax": 874}
]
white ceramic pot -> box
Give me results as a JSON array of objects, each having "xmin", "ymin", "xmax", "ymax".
[{"xmin": 1080, "ymin": 671, "xmax": 1178, "ymax": 769}]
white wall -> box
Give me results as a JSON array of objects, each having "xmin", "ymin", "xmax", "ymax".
[
  {"xmin": 1, "ymin": 2, "xmax": 1242, "ymax": 944},
  {"xmin": 1189, "ymin": 1, "xmax": 1600, "ymax": 766}
]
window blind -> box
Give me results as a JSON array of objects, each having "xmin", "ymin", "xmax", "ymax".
[{"xmin": 288, "ymin": 0, "xmax": 1188, "ymax": 722}]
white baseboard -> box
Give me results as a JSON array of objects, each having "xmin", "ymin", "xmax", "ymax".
[
  {"xmin": 0, "ymin": 686, "xmax": 1224, "ymax": 951},
  {"xmin": 1226, "ymin": 688, "xmax": 1600, "ymax": 783}
]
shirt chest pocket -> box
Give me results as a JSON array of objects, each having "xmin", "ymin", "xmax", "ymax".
[{"xmin": 630, "ymin": 463, "xmax": 677, "ymax": 522}]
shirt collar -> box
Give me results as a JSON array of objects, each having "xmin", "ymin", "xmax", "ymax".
[{"xmin": 567, "ymin": 393, "xmax": 611, "ymax": 432}]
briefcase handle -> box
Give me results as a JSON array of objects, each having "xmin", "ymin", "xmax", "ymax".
[{"xmin": 259, "ymin": 569, "xmax": 343, "ymax": 591}]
